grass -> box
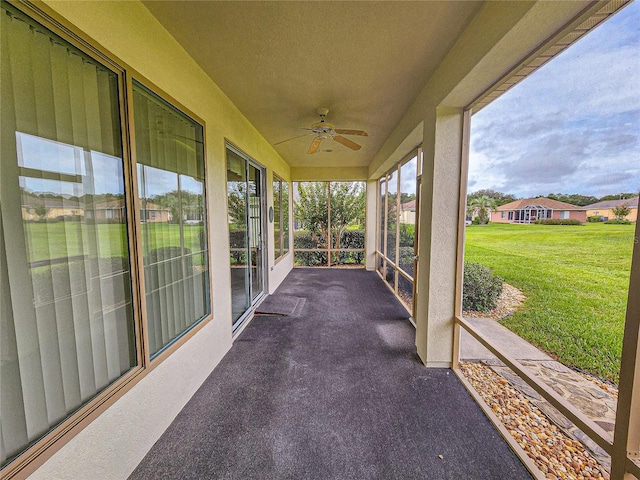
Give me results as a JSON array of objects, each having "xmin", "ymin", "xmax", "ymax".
[{"xmin": 464, "ymin": 222, "xmax": 636, "ymax": 383}]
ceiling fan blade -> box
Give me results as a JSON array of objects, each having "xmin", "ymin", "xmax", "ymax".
[
  {"xmin": 334, "ymin": 129, "xmax": 368, "ymax": 137},
  {"xmin": 273, "ymin": 132, "xmax": 314, "ymax": 146},
  {"xmin": 333, "ymin": 135, "xmax": 361, "ymax": 151},
  {"xmin": 308, "ymin": 137, "xmax": 322, "ymax": 154}
]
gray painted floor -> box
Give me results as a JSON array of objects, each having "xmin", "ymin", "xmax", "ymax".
[{"xmin": 130, "ymin": 268, "xmax": 532, "ymax": 480}]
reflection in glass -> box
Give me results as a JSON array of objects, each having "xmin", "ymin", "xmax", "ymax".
[
  {"xmin": 227, "ymin": 148, "xmax": 265, "ymax": 328},
  {"xmin": 227, "ymin": 150, "xmax": 250, "ymax": 324},
  {"xmin": 248, "ymin": 164, "xmax": 263, "ymax": 300},
  {"xmin": 1, "ymin": 2, "xmax": 135, "ymax": 467},
  {"xmin": 133, "ymin": 81, "xmax": 209, "ymax": 358}
]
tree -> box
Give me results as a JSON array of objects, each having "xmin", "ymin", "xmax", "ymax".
[
  {"xmin": 467, "ymin": 189, "xmax": 516, "ymax": 207},
  {"xmin": 611, "ymin": 203, "xmax": 631, "ymax": 221},
  {"xmin": 295, "ymin": 182, "xmax": 365, "ymax": 250},
  {"xmin": 598, "ymin": 193, "xmax": 638, "ymax": 202},
  {"xmin": 34, "ymin": 204, "xmax": 49, "ymax": 221},
  {"xmin": 226, "ymin": 182, "xmax": 247, "ymax": 229},
  {"xmin": 467, "ymin": 195, "xmax": 497, "ymax": 225},
  {"xmin": 546, "ymin": 193, "xmax": 598, "ymax": 206}
]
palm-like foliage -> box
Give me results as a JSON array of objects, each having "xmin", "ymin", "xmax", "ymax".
[{"xmin": 467, "ymin": 195, "xmax": 497, "ymax": 225}]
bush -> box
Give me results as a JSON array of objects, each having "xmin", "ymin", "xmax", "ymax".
[
  {"xmin": 293, "ymin": 229, "xmax": 364, "ymax": 266},
  {"xmin": 399, "ymin": 223, "xmax": 414, "ymax": 247},
  {"xmin": 336, "ymin": 229, "xmax": 365, "ymax": 264},
  {"xmin": 533, "ymin": 218, "xmax": 582, "ymax": 225},
  {"xmin": 463, "ymin": 262, "xmax": 503, "ymax": 312},
  {"xmin": 587, "ymin": 215, "xmax": 604, "ymax": 223},
  {"xmin": 293, "ymin": 231, "xmax": 328, "ymax": 266},
  {"xmin": 398, "ymin": 246, "xmax": 415, "ymax": 277},
  {"xmin": 604, "ymin": 219, "xmax": 632, "ymax": 225}
]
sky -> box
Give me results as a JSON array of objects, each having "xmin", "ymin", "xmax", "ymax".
[
  {"xmin": 468, "ymin": 2, "xmax": 640, "ymax": 199},
  {"xmin": 18, "ymin": 132, "xmax": 202, "ymax": 197},
  {"xmin": 18, "ymin": 132, "xmax": 125, "ymax": 197}
]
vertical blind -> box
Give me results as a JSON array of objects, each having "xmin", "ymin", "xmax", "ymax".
[
  {"xmin": 1, "ymin": 3, "xmax": 136, "ymax": 466},
  {"xmin": 133, "ymin": 82, "xmax": 209, "ymax": 358}
]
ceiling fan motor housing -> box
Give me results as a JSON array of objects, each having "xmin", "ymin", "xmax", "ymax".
[
  {"xmin": 273, "ymin": 107, "xmax": 366, "ymax": 153},
  {"xmin": 312, "ymin": 121, "xmax": 335, "ymax": 135}
]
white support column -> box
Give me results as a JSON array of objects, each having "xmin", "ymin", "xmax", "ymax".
[
  {"xmin": 414, "ymin": 106, "xmax": 467, "ymax": 367},
  {"xmin": 611, "ymin": 220, "xmax": 640, "ymax": 480},
  {"xmin": 365, "ymin": 180, "xmax": 378, "ymax": 271}
]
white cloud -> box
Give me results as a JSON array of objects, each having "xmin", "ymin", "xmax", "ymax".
[{"xmin": 468, "ymin": 2, "xmax": 640, "ymax": 199}]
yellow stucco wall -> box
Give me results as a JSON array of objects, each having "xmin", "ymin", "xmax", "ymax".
[
  {"xmin": 586, "ymin": 208, "xmax": 638, "ymax": 222},
  {"xmin": 27, "ymin": 2, "xmax": 293, "ymax": 478}
]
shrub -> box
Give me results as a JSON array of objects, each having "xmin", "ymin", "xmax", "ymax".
[
  {"xmin": 604, "ymin": 219, "xmax": 632, "ymax": 225},
  {"xmin": 587, "ymin": 215, "xmax": 604, "ymax": 223},
  {"xmin": 293, "ymin": 231, "xmax": 328, "ymax": 266},
  {"xmin": 399, "ymin": 223, "xmax": 414, "ymax": 247},
  {"xmin": 533, "ymin": 218, "xmax": 582, "ymax": 225},
  {"xmin": 293, "ymin": 229, "xmax": 365, "ymax": 266},
  {"xmin": 398, "ymin": 246, "xmax": 415, "ymax": 277},
  {"xmin": 463, "ymin": 262, "xmax": 503, "ymax": 312}
]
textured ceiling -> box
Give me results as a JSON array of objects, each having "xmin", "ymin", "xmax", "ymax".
[{"xmin": 143, "ymin": 1, "xmax": 483, "ymax": 168}]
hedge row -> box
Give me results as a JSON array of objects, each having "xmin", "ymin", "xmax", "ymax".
[
  {"xmin": 293, "ymin": 230, "xmax": 365, "ymax": 266},
  {"xmin": 533, "ymin": 218, "xmax": 582, "ymax": 225}
]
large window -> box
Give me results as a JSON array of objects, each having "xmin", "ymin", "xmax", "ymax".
[
  {"xmin": 1, "ymin": 3, "xmax": 136, "ymax": 468},
  {"xmin": 293, "ymin": 181, "xmax": 365, "ymax": 267},
  {"xmin": 0, "ymin": 3, "xmax": 210, "ymax": 475},
  {"xmin": 273, "ymin": 175, "xmax": 290, "ymax": 261},
  {"xmin": 133, "ymin": 82, "xmax": 210, "ymax": 357}
]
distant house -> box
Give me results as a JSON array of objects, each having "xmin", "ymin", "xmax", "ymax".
[
  {"xmin": 491, "ymin": 198, "xmax": 587, "ymax": 224},
  {"xmin": 141, "ymin": 202, "xmax": 171, "ymax": 223},
  {"xmin": 93, "ymin": 199, "xmax": 171, "ymax": 223},
  {"xmin": 584, "ymin": 197, "xmax": 638, "ymax": 222},
  {"xmin": 399, "ymin": 199, "xmax": 416, "ymax": 225},
  {"xmin": 93, "ymin": 198, "xmax": 126, "ymax": 221},
  {"xmin": 21, "ymin": 195, "xmax": 84, "ymax": 221}
]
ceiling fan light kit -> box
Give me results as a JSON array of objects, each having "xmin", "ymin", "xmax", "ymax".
[{"xmin": 275, "ymin": 107, "xmax": 368, "ymax": 154}]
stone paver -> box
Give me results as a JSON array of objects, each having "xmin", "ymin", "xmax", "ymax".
[{"xmin": 460, "ymin": 316, "xmax": 619, "ymax": 471}]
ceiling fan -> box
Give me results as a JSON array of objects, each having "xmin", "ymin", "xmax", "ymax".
[{"xmin": 274, "ymin": 108, "xmax": 368, "ymax": 154}]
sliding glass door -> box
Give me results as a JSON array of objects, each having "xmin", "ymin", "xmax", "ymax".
[{"xmin": 226, "ymin": 145, "xmax": 266, "ymax": 330}]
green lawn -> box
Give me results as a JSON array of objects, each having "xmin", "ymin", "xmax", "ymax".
[{"xmin": 464, "ymin": 222, "xmax": 636, "ymax": 383}]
